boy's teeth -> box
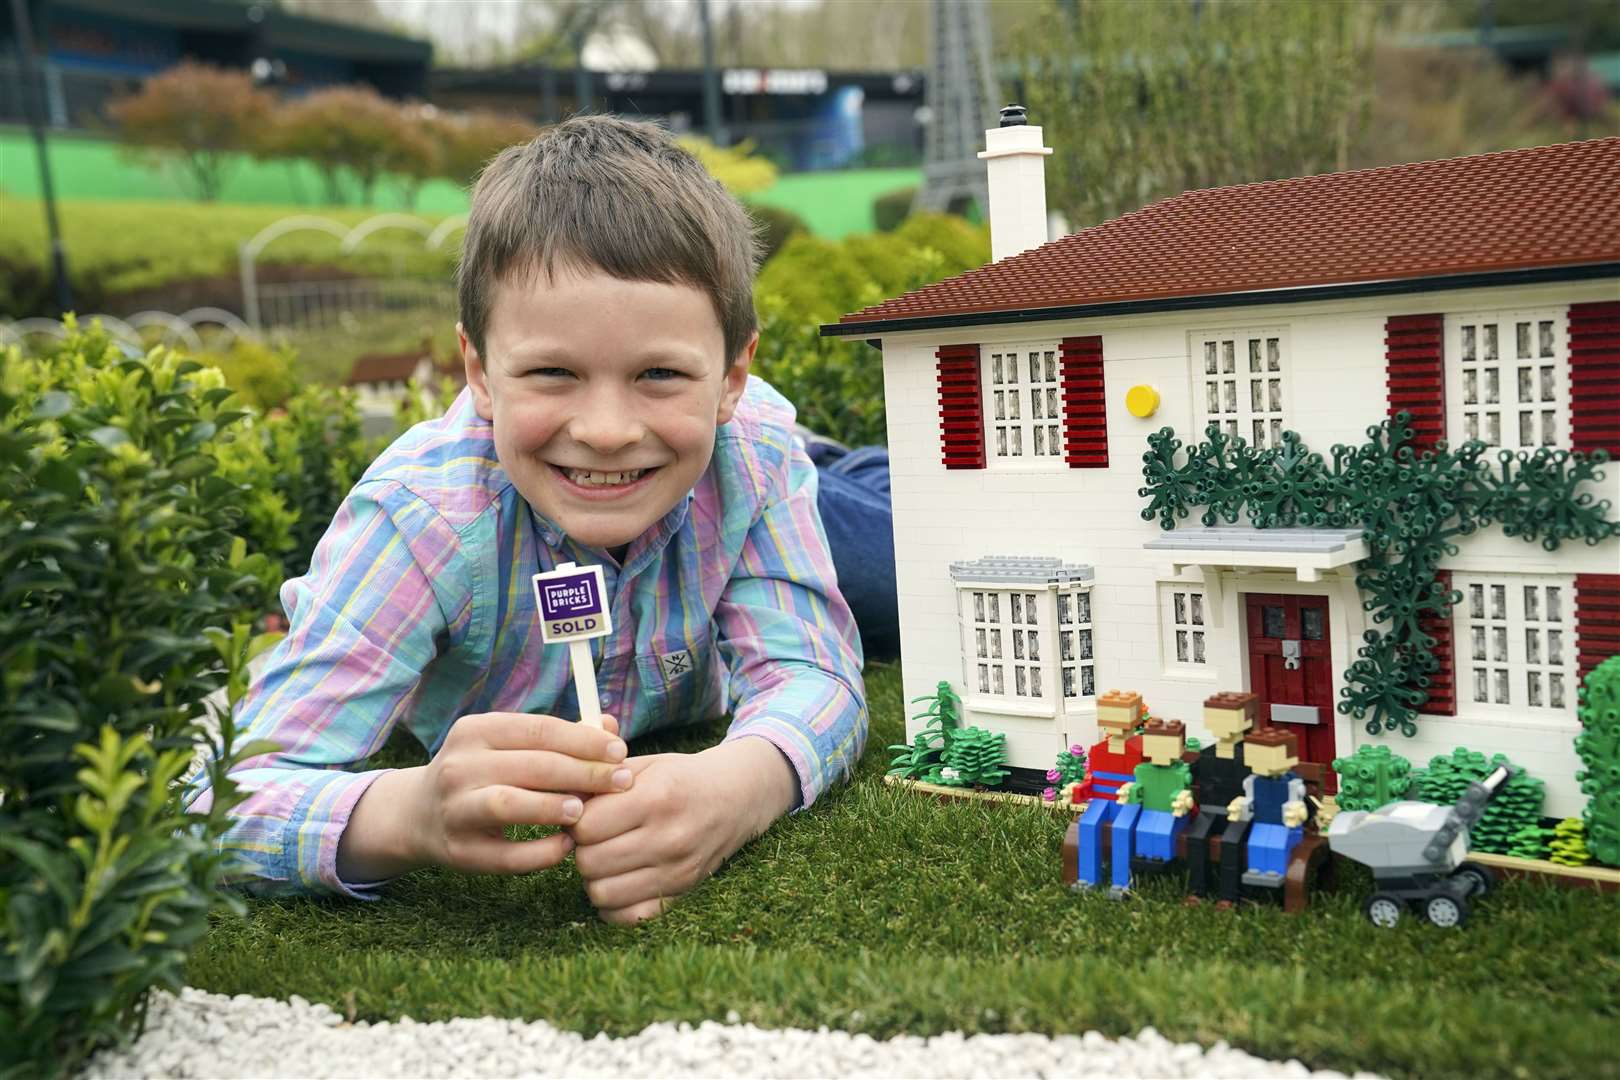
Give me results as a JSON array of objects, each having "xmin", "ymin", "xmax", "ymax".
[{"xmin": 564, "ymin": 468, "xmax": 647, "ymax": 487}]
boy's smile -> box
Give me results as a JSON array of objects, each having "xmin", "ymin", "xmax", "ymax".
[{"xmin": 461, "ymin": 265, "xmax": 754, "ymax": 554}]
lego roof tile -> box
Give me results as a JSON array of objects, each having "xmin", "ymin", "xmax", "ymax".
[
  {"xmin": 838, "ymin": 138, "xmax": 1620, "ymax": 328},
  {"xmin": 948, "ymin": 555, "xmax": 1096, "ymax": 585}
]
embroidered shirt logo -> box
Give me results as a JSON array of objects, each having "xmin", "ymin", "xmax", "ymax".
[{"xmin": 658, "ymin": 649, "xmax": 693, "ymax": 682}]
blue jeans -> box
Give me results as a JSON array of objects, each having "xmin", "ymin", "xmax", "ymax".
[{"xmin": 810, "ymin": 444, "xmax": 898, "ymax": 659}]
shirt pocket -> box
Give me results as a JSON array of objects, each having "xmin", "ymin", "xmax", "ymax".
[{"xmin": 632, "ymin": 625, "xmax": 720, "ymax": 732}]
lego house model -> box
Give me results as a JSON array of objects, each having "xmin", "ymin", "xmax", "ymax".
[{"xmin": 823, "ymin": 107, "xmax": 1619, "ymax": 820}]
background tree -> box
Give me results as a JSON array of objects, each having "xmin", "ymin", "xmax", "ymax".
[
  {"xmin": 107, "ymin": 63, "xmax": 276, "ymax": 202},
  {"xmin": 271, "ymin": 86, "xmax": 411, "ymax": 205},
  {"xmin": 1012, "ymin": 0, "xmax": 1379, "ymax": 229},
  {"xmin": 384, "ymin": 103, "xmax": 445, "ymax": 209},
  {"xmin": 435, "ymin": 110, "xmax": 543, "ymax": 189}
]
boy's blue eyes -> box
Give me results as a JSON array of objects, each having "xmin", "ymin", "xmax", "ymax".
[{"xmin": 522, "ymin": 367, "xmax": 684, "ymax": 381}]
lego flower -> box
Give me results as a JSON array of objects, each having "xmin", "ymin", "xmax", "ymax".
[
  {"xmin": 1046, "ymin": 768, "xmax": 1061, "ymax": 782},
  {"xmin": 1042, "ymin": 786, "xmax": 1057, "ymax": 802}
]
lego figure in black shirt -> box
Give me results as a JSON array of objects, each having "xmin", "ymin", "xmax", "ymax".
[{"xmin": 1185, "ymin": 691, "xmax": 1257, "ymax": 903}]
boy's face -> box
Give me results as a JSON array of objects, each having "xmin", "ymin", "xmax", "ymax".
[{"xmin": 460, "ymin": 264, "xmax": 754, "ymax": 552}]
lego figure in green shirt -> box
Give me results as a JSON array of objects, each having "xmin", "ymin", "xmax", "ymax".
[{"xmin": 1110, "ymin": 718, "xmax": 1196, "ymax": 892}]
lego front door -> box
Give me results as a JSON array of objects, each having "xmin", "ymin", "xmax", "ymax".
[{"xmin": 1244, "ymin": 593, "xmax": 1336, "ymax": 791}]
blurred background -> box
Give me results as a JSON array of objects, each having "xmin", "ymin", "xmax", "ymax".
[{"xmin": 2, "ymin": 0, "xmax": 1616, "ymax": 443}]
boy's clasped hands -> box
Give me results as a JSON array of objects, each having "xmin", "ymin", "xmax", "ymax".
[{"xmin": 407, "ymin": 711, "xmax": 797, "ymax": 924}]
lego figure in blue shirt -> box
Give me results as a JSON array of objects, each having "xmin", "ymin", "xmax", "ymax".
[{"xmin": 1226, "ymin": 727, "xmax": 1310, "ymax": 884}]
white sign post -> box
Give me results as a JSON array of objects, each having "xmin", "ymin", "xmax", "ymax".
[{"xmin": 531, "ymin": 561, "xmax": 613, "ymax": 728}]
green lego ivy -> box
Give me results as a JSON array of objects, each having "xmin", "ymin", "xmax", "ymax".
[{"xmin": 1140, "ymin": 414, "xmax": 1620, "ymax": 737}]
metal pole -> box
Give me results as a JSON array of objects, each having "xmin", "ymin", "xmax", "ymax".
[
  {"xmin": 9, "ymin": 0, "xmax": 72, "ymax": 314},
  {"xmin": 698, "ymin": 0, "xmax": 725, "ymax": 145}
]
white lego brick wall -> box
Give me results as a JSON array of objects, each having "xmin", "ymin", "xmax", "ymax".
[{"xmin": 879, "ymin": 279, "xmax": 1620, "ymax": 817}]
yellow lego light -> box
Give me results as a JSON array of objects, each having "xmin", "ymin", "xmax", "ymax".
[{"xmin": 1126, "ymin": 384, "xmax": 1160, "ymax": 418}]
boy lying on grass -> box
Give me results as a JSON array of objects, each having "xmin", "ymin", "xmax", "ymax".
[{"xmin": 187, "ymin": 115, "xmax": 869, "ymax": 924}]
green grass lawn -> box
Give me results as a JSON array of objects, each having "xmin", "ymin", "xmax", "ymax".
[{"xmin": 184, "ymin": 662, "xmax": 1619, "ymax": 1080}]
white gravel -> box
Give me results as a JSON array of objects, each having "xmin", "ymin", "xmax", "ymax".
[{"xmin": 81, "ymin": 986, "xmax": 1384, "ymax": 1079}]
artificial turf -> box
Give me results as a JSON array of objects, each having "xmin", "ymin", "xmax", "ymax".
[{"xmin": 184, "ymin": 661, "xmax": 1620, "ymax": 1080}]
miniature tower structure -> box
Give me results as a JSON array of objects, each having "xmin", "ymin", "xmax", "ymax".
[{"xmin": 915, "ymin": 0, "xmax": 997, "ymax": 216}]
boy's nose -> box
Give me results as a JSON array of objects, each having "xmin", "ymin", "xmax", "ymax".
[{"xmin": 568, "ymin": 393, "xmax": 647, "ymax": 453}]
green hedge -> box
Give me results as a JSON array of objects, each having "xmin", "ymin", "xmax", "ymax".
[{"xmin": 0, "ymin": 324, "xmax": 285, "ymax": 1074}]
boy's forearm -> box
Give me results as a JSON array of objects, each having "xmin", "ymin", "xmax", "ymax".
[{"xmin": 336, "ymin": 767, "xmax": 428, "ymax": 884}]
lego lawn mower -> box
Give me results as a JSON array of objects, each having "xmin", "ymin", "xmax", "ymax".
[{"xmin": 1327, "ymin": 764, "xmax": 1514, "ymax": 928}]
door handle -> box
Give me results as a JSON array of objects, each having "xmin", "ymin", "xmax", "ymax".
[{"xmin": 1281, "ymin": 639, "xmax": 1301, "ymax": 670}]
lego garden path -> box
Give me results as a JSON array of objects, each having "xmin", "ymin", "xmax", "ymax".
[{"xmin": 82, "ymin": 986, "xmax": 1382, "ymax": 1079}]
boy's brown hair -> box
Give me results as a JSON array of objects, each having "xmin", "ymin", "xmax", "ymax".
[{"xmin": 456, "ymin": 115, "xmax": 762, "ymax": 367}]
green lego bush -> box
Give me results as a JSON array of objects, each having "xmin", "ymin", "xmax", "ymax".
[
  {"xmin": 744, "ymin": 202, "xmax": 808, "ymax": 262},
  {"xmin": 1332, "ymin": 744, "xmax": 1415, "ymax": 811},
  {"xmin": 1042, "ymin": 743, "xmax": 1088, "ymax": 802},
  {"xmin": 1549, "ymin": 817, "xmax": 1593, "ymax": 867},
  {"xmin": 0, "ymin": 323, "xmax": 284, "ymax": 1074},
  {"xmin": 888, "ymin": 681, "xmax": 962, "ymax": 781},
  {"xmin": 1575, "ymin": 655, "xmax": 1620, "ymax": 867},
  {"xmin": 938, "ymin": 726, "xmax": 1010, "ymax": 789},
  {"xmin": 1413, "ymin": 746, "xmax": 1545, "ymax": 855},
  {"xmin": 1507, "ymin": 822, "xmax": 1555, "ymax": 861}
]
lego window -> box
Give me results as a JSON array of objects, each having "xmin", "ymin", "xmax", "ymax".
[
  {"xmin": 1445, "ymin": 309, "xmax": 1567, "ymax": 452},
  {"xmin": 1192, "ymin": 328, "xmax": 1288, "ymax": 449},
  {"xmin": 1056, "ymin": 586, "xmax": 1095, "ymax": 701},
  {"xmin": 1161, "ymin": 585, "xmax": 1209, "ymax": 669},
  {"xmin": 958, "ymin": 582, "xmax": 1094, "ymax": 711},
  {"xmin": 1453, "ymin": 572, "xmax": 1576, "ymax": 720},
  {"xmin": 983, "ymin": 343, "xmax": 1064, "ymax": 467}
]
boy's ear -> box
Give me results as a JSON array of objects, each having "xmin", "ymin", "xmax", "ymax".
[
  {"xmin": 458, "ymin": 323, "xmax": 495, "ymax": 421},
  {"xmin": 715, "ymin": 331, "xmax": 757, "ymax": 427}
]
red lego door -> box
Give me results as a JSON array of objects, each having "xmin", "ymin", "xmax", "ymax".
[{"xmin": 1245, "ymin": 593, "xmax": 1337, "ymax": 791}]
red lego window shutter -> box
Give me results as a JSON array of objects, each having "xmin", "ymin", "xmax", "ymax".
[
  {"xmin": 1385, "ymin": 314, "xmax": 1445, "ymax": 454},
  {"xmin": 936, "ymin": 343, "xmax": 985, "ymax": 470},
  {"xmin": 1569, "ymin": 301, "xmax": 1620, "ymax": 457},
  {"xmin": 1575, "ymin": 574, "xmax": 1620, "ymax": 684},
  {"xmin": 1060, "ymin": 336, "xmax": 1107, "ymax": 468},
  {"xmin": 1417, "ymin": 570, "xmax": 1457, "ymax": 716}
]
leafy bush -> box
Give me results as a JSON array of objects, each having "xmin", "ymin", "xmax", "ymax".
[
  {"xmin": 938, "ymin": 727, "xmax": 1010, "ymax": 789},
  {"xmin": 745, "ymin": 203, "xmax": 808, "ymax": 262},
  {"xmin": 0, "ymin": 323, "xmax": 282, "ymax": 1074},
  {"xmin": 872, "ymin": 186, "xmax": 916, "ymax": 232},
  {"xmin": 1042, "ymin": 743, "xmax": 1088, "ymax": 803},
  {"xmin": 1330, "ymin": 744, "xmax": 1414, "ymax": 812},
  {"xmin": 1549, "ymin": 817, "xmax": 1593, "ymax": 867},
  {"xmin": 203, "ymin": 338, "xmax": 300, "ymax": 412},
  {"xmin": 755, "ymin": 212, "xmax": 988, "ymax": 323},
  {"xmin": 752, "ymin": 303, "xmax": 886, "ymax": 449},
  {"xmin": 887, "ymin": 681, "xmax": 961, "ymax": 780},
  {"xmin": 1413, "ymin": 747, "xmax": 1545, "ymax": 855},
  {"xmin": 1575, "ymin": 655, "xmax": 1620, "ymax": 867},
  {"xmin": 749, "ymin": 213, "xmax": 989, "ymax": 448}
]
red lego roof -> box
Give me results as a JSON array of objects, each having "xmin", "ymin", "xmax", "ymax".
[{"xmin": 836, "ymin": 137, "xmax": 1620, "ymax": 330}]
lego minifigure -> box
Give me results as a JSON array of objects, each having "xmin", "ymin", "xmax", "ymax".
[
  {"xmin": 1070, "ymin": 690, "xmax": 1146, "ymax": 889},
  {"xmin": 1110, "ymin": 717, "xmax": 1195, "ymax": 892},
  {"xmin": 1226, "ymin": 727, "xmax": 1310, "ymax": 888},
  {"xmin": 1184, "ymin": 691, "xmax": 1257, "ymax": 903}
]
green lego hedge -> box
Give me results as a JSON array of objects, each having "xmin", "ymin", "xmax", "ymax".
[{"xmin": 1575, "ymin": 655, "xmax": 1620, "ymax": 866}]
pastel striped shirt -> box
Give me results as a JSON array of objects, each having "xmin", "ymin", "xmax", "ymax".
[{"xmin": 185, "ymin": 376, "xmax": 867, "ymax": 898}]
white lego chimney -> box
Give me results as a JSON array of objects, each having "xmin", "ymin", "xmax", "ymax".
[{"xmin": 977, "ymin": 104, "xmax": 1053, "ymax": 262}]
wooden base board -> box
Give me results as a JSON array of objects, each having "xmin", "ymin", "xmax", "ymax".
[
  {"xmin": 1468, "ymin": 851, "xmax": 1620, "ymax": 893},
  {"xmin": 881, "ymin": 774, "xmax": 1070, "ymax": 810}
]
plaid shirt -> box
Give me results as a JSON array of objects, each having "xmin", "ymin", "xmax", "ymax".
[{"xmin": 186, "ymin": 378, "xmax": 867, "ymax": 898}]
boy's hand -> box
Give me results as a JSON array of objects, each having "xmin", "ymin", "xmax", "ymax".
[
  {"xmin": 408, "ymin": 711, "xmax": 632, "ymax": 875},
  {"xmin": 570, "ymin": 737, "xmax": 798, "ymax": 925}
]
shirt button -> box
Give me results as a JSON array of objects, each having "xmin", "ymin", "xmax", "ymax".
[{"xmin": 543, "ymin": 533, "xmax": 559, "ymax": 547}]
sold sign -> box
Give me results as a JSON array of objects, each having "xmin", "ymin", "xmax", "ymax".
[{"xmin": 531, "ymin": 562, "xmax": 613, "ymax": 726}]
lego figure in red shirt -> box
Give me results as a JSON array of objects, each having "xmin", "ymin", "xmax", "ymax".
[{"xmin": 1070, "ymin": 689, "xmax": 1146, "ymax": 889}]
